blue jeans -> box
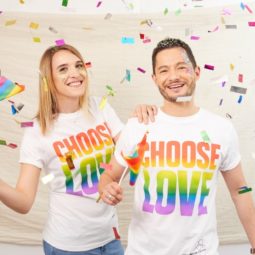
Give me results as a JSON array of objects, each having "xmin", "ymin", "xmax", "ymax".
[{"xmin": 43, "ymin": 240, "xmax": 124, "ymax": 255}]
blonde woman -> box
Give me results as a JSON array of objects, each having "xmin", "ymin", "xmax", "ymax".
[{"xmin": 0, "ymin": 44, "xmax": 156, "ymax": 255}]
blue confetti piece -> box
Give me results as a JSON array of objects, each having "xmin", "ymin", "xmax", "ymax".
[
  {"xmin": 126, "ymin": 69, "xmax": 131, "ymax": 82},
  {"xmin": 11, "ymin": 104, "xmax": 17, "ymax": 115},
  {"xmin": 237, "ymin": 95, "xmax": 243, "ymax": 104},
  {"xmin": 121, "ymin": 37, "xmax": 135, "ymax": 44},
  {"xmin": 240, "ymin": 2, "xmax": 245, "ymax": 10}
]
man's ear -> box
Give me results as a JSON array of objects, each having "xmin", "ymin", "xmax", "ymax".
[
  {"xmin": 195, "ymin": 66, "xmax": 200, "ymax": 81},
  {"xmin": 152, "ymin": 73, "xmax": 157, "ymax": 86}
]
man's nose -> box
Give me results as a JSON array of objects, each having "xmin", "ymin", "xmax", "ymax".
[{"xmin": 167, "ymin": 69, "xmax": 179, "ymax": 81}]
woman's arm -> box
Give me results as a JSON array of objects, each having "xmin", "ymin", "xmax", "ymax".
[{"xmin": 0, "ymin": 163, "xmax": 41, "ymax": 214}]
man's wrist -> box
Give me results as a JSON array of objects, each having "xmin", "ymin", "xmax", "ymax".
[{"xmin": 250, "ymin": 248, "xmax": 255, "ymax": 254}]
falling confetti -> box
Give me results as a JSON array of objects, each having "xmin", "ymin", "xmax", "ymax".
[
  {"xmin": 55, "ymin": 39, "xmax": 65, "ymax": 46},
  {"xmin": 200, "ymin": 130, "xmax": 210, "ymax": 143},
  {"xmin": 204, "ymin": 64, "xmax": 214, "ymax": 70},
  {"xmin": 41, "ymin": 173, "xmax": 55, "ymax": 184}
]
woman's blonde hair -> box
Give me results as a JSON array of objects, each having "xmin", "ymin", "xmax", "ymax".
[{"xmin": 36, "ymin": 44, "xmax": 89, "ymax": 135}]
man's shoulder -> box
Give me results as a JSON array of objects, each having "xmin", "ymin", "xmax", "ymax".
[{"xmin": 201, "ymin": 108, "xmax": 230, "ymax": 122}]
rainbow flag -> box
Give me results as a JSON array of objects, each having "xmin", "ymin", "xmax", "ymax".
[
  {"xmin": 0, "ymin": 76, "xmax": 25, "ymax": 101},
  {"xmin": 121, "ymin": 131, "xmax": 148, "ymax": 186}
]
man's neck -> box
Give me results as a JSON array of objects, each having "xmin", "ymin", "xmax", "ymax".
[{"xmin": 161, "ymin": 101, "xmax": 199, "ymax": 117}]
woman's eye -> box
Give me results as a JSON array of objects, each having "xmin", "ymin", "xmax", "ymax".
[
  {"xmin": 76, "ymin": 63, "xmax": 84, "ymax": 69},
  {"xmin": 59, "ymin": 67, "xmax": 67, "ymax": 73}
]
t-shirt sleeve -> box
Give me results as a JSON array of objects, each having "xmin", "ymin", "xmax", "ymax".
[
  {"xmin": 19, "ymin": 124, "xmax": 44, "ymax": 169},
  {"xmin": 219, "ymin": 122, "xmax": 241, "ymax": 171},
  {"xmin": 101, "ymin": 100, "xmax": 124, "ymax": 138}
]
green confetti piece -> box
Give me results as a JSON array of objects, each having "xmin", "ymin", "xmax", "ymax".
[
  {"xmin": 128, "ymin": 3, "xmax": 134, "ymax": 10},
  {"xmin": 200, "ymin": 130, "xmax": 210, "ymax": 143},
  {"xmin": 0, "ymin": 139, "xmax": 7, "ymax": 145},
  {"xmin": 62, "ymin": 0, "xmax": 68, "ymax": 7},
  {"xmin": 238, "ymin": 187, "xmax": 252, "ymax": 194},
  {"xmin": 164, "ymin": 8, "xmax": 168, "ymax": 15},
  {"xmin": 175, "ymin": 8, "xmax": 181, "ymax": 15}
]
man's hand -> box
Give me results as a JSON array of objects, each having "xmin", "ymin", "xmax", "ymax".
[
  {"xmin": 101, "ymin": 181, "xmax": 123, "ymax": 206},
  {"xmin": 132, "ymin": 104, "xmax": 158, "ymax": 124}
]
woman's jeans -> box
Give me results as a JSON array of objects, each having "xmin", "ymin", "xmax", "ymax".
[{"xmin": 43, "ymin": 239, "xmax": 124, "ymax": 255}]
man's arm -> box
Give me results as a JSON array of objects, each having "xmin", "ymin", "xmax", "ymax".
[
  {"xmin": 98, "ymin": 156, "xmax": 126, "ymax": 206},
  {"xmin": 221, "ymin": 163, "xmax": 255, "ymax": 248}
]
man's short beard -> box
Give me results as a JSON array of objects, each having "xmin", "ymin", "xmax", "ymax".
[{"xmin": 158, "ymin": 86, "xmax": 195, "ymax": 103}]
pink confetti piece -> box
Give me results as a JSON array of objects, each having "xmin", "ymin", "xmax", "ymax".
[
  {"xmin": 143, "ymin": 38, "xmax": 151, "ymax": 43},
  {"xmin": 245, "ymin": 4, "xmax": 253, "ymax": 13},
  {"xmin": 248, "ymin": 21, "xmax": 255, "ymax": 26},
  {"xmin": 55, "ymin": 39, "xmax": 65, "ymax": 46},
  {"xmin": 20, "ymin": 121, "xmax": 33, "ymax": 128},
  {"xmin": 222, "ymin": 8, "xmax": 231, "ymax": 15},
  {"xmin": 208, "ymin": 26, "xmax": 219, "ymax": 33},
  {"xmin": 190, "ymin": 35, "xmax": 200, "ymax": 40},
  {"xmin": 7, "ymin": 143, "xmax": 18, "ymax": 149},
  {"xmin": 96, "ymin": 1, "xmax": 102, "ymax": 7},
  {"xmin": 204, "ymin": 64, "xmax": 214, "ymax": 70},
  {"xmin": 238, "ymin": 74, "xmax": 243, "ymax": 83},
  {"xmin": 100, "ymin": 162, "xmax": 112, "ymax": 171},
  {"xmin": 137, "ymin": 67, "xmax": 146, "ymax": 73}
]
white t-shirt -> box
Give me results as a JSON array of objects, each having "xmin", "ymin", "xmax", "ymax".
[
  {"xmin": 115, "ymin": 108, "xmax": 241, "ymax": 255},
  {"xmin": 19, "ymin": 97, "xmax": 124, "ymax": 251}
]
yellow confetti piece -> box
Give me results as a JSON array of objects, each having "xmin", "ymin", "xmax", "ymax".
[
  {"xmin": 33, "ymin": 37, "xmax": 41, "ymax": 43},
  {"xmin": 221, "ymin": 16, "xmax": 225, "ymax": 24},
  {"xmin": 19, "ymin": 0, "xmax": 25, "ymax": 3},
  {"xmin": 42, "ymin": 77, "xmax": 48, "ymax": 92},
  {"xmin": 140, "ymin": 19, "xmax": 148, "ymax": 25},
  {"xmin": 230, "ymin": 63, "xmax": 234, "ymax": 71},
  {"xmin": 29, "ymin": 22, "xmax": 39, "ymax": 29},
  {"xmin": 5, "ymin": 20, "xmax": 16, "ymax": 26},
  {"xmin": 99, "ymin": 96, "xmax": 108, "ymax": 110}
]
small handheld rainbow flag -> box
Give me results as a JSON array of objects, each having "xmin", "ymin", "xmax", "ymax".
[
  {"xmin": 0, "ymin": 76, "xmax": 25, "ymax": 101},
  {"xmin": 121, "ymin": 131, "xmax": 148, "ymax": 186}
]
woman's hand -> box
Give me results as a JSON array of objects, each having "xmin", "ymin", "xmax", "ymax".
[{"xmin": 132, "ymin": 104, "xmax": 158, "ymax": 124}]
